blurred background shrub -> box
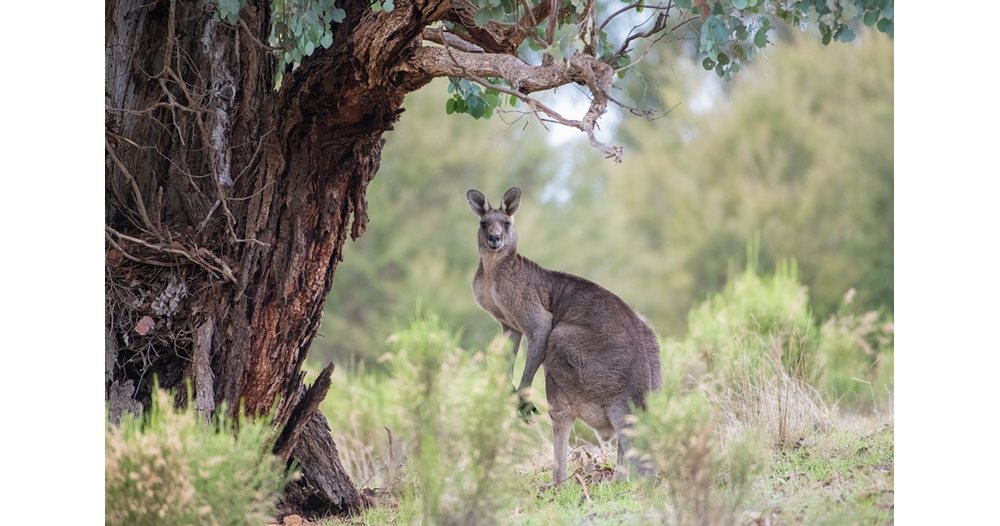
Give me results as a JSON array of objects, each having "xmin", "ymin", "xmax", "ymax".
[{"xmin": 105, "ymin": 389, "xmax": 286, "ymax": 526}]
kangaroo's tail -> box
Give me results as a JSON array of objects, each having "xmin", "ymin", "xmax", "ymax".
[
  {"xmin": 647, "ymin": 340, "xmax": 662, "ymax": 391},
  {"xmin": 635, "ymin": 314, "xmax": 663, "ymax": 392}
]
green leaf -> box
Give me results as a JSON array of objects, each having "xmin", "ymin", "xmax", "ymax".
[
  {"xmin": 753, "ymin": 27, "xmax": 768, "ymax": 48},
  {"xmin": 675, "ymin": 0, "xmax": 691, "ymax": 8},
  {"xmin": 837, "ymin": 28, "xmax": 856, "ymax": 42},
  {"xmin": 736, "ymin": 24, "xmax": 749, "ymax": 40},
  {"xmin": 304, "ymin": 40, "xmax": 315, "ymax": 56},
  {"xmin": 371, "ymin": 1, "xmax": 382, "ymax": 13},
  {"xmin": 483, "ymin": 90, "xmax": 500, "ymax": 108},
  {"xmin": 474, "ymin": 8, "xmax": 492, "ymax": 26},
  {"xmin": 702, "ymin": 57, "xmax": 716, "ymax": 70},
  {"xmin": 732, "ymin": 0, "xmax": 748, "ymax": 9},
  {"xmin": 841, "ymin": 3, "xmax": 860, "ymax": 22},
  {"xmin": 384, "ymin": 0, "xmax": 395, "ymax": 12},
  {"xmin": 877, "ymin": 17, "xmax": 891, "ymax": 34},
  {"xmin": 320, "ymin": 32, "xmax": 333, "ymax": 48},
  {"xmin": 736, "ymin": 24, "xmax": 750, "ymax": 40},
  {"xmin": 715, "ymin": 64, "xmax": 724, "ymax": 77},
  {"xmin": 331, "ymin": 8, "xmax": 346, "ymax": 22},
  {"xmin": 446, "ymin": 98, "xmax": 456, "ymax": 115},
  {"xmin": 863, "ymin": 10, "xmax": 877, "ymax": 26},
  {"xmin": 708, "ymin": 15, "xmax": 729, "ymax": 47},
  {"xmin": 716, "ymin": 52, "xmax": 730, "ymax": 65},
  {"xmin": 467, "ymin": 95, "xmax": 485, "ymax": 118}
]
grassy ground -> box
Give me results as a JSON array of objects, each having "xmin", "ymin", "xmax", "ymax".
[
  {"xmin": 317, "ymin": 414, "xmax": 892, "ymax": 526},
  {"xmin": 307, "ymin": 266, "xmax": 893, "ymax": 525}
]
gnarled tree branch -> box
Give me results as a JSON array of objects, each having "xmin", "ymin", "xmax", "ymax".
[
  {"xmin": 398, "ymin": 0, "xmax": 694, "ymax": 162},
  {"xmin": 397, "ymin": 45, "xmax": 623, "ymax": 161},
  {"xmin": 399, "ymin": 46, "xmax": 578, "ymax": 93},
  {"xmin": 422, "ymin": 28, "xmax": 485, "ymax": 53}
]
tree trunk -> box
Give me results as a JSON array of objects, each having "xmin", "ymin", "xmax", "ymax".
[{"xmin": 105, "ymin": 0, "xmax": 436, "ymax": 516}]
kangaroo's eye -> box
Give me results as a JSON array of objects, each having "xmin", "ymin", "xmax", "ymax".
[
  {"xmin": 504, "ymin": 222, "xmax": 511, "ymax": 230},
  {"xmin": 480, "ymin": 221, "xmax": 486, "ymax": 228}
]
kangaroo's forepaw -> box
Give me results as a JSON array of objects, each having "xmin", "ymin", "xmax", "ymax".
[{"xmin": 517, "ymin": 399, "xmax": 540, "ymax": 423}]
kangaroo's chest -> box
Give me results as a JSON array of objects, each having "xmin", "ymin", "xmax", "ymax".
[{"xmin": 473, "ymin": 272, "xmax": 517, "ymax": 328}]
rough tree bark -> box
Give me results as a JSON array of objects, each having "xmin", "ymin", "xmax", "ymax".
[{"xmin": 106, "ymin": 0, "xmax": 627, "ymax": 517}]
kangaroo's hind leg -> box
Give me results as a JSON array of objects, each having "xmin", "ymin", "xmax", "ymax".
[
  {"xmin": 607, "ymin": 402, "xmax": 635, "ymax": 481},
  {"xmin": 546, "ymin": 373, "xmax": 575, "ymax": 485},
  {"xmin": 551, "ymin": 413, "xmax": 573, "ymax": 485}
]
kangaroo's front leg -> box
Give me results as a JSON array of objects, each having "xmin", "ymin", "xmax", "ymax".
[
  {"xmin": 500, "ymin": 322, "xmax": 522, "ymax": 386},
  {"xmin": 515, "ymin": 309, "xmax": 552, "ymax": 420}
]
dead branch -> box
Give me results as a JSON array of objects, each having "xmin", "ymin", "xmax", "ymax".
[
  {"xmin": 614, "ymin": 12, "xmax": 671, "ymax": 62},
  {"xmin": 106, "ymin": 225, "xmax": 237, "ymax": 283},
  {"xmin": 574, "ymin": 472, "xmax": 593, "ymax": 504},
  {"xmin": 600, "ymin": 2, "xmax": 673, "ymax": 31},
  {"xmin": 106, "ymin": 137, "xmax": 156, "ymax": 233}
]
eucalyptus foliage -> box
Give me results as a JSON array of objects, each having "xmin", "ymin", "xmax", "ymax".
[{"xmin": 209, "ymin": 0, "xmax": 893, "ymax": 101}]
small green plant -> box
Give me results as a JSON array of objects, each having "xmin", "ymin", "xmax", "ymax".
[
  {"xmin": 683, "ymin": 243, "xmax": 829, "ymax": 446},
  {"xmin": 688, "ymin": 253, "xmax": 817, "ymax": 383},
  {"xmin": 105, "ymin": 388, "xmax": 287, "ymax": 526},
  {"xmin": 319, "ymin": 359, "xmax": 404, "ymax": 488},
  {"xmin": 630, "ymin": 386, "xmax": 765, "ymax": 526},
  {"xmin": 817, "ymin": 290, "xmax": 894, "ymax": 409},
  {"xmin": 390, "ymin": 313, "xmax": 530, "ymax": 525}
]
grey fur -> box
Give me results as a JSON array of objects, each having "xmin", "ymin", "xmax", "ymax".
[{"xmin": 467, "ymin": 187, "xmax": 662, "ymax": 483}]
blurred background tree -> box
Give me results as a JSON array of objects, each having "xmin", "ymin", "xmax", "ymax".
[{"xmin": 315, "ymin": 30, "xmax": 892, "ymax": 366}]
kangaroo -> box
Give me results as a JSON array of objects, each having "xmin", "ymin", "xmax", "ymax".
[{"xmin": 467, "ymin": 186, "xmax": 662, "ymax": 484}]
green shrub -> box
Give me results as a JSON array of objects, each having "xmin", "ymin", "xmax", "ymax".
[
  {"xmin": 688, "ymin": 256, "xmax": 817, "ymax": 383},
  {"xmin": 816, "ymin": 292, "xmax": 894, "ymax": 409},
  {"xmin": 684, "ymin": 242, "xmax": 893, "ymax": 418},
  {"xmin": 105, "ymin": 389, "xmax": 287, "ymax": 526},
  {"xmin": 389, "ymin": 313, "xmax": 531, "ymax": 525},
  {"xmin": 321, "ymin": 312, "xmax": 537, "ymax": 523},
  {"xmin": 682, "ymin": 249, "xmax": 829, "ymax": 446},
  {"xmin": 629, "ymin": 387, "xmax": 765, "ymax": 526},
  {"xmin": 319, "ymin": 359, "xmax": 404, "ymax": 489}
]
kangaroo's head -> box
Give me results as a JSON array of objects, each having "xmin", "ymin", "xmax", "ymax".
[{"xmin": 466, "ymin": 187, "xmax": 521, "ymax": 253}]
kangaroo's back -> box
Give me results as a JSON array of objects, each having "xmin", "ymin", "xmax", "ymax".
[{"xmin": 545, "ymin": 271, "xmax": 661, "ymax": 402}]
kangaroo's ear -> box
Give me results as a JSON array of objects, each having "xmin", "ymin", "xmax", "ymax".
[
  {"xmin": 467, "ymin": 189, "xmax": 490, "ymax": 217},
  {"xmin": 501, "ymin": 187, "xmax": 521, "ymax": 216}
]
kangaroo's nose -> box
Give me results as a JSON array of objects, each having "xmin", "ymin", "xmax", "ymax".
[{"xmin": 488, "ymin": 234, "xmax": 501, "ymax": 243}]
